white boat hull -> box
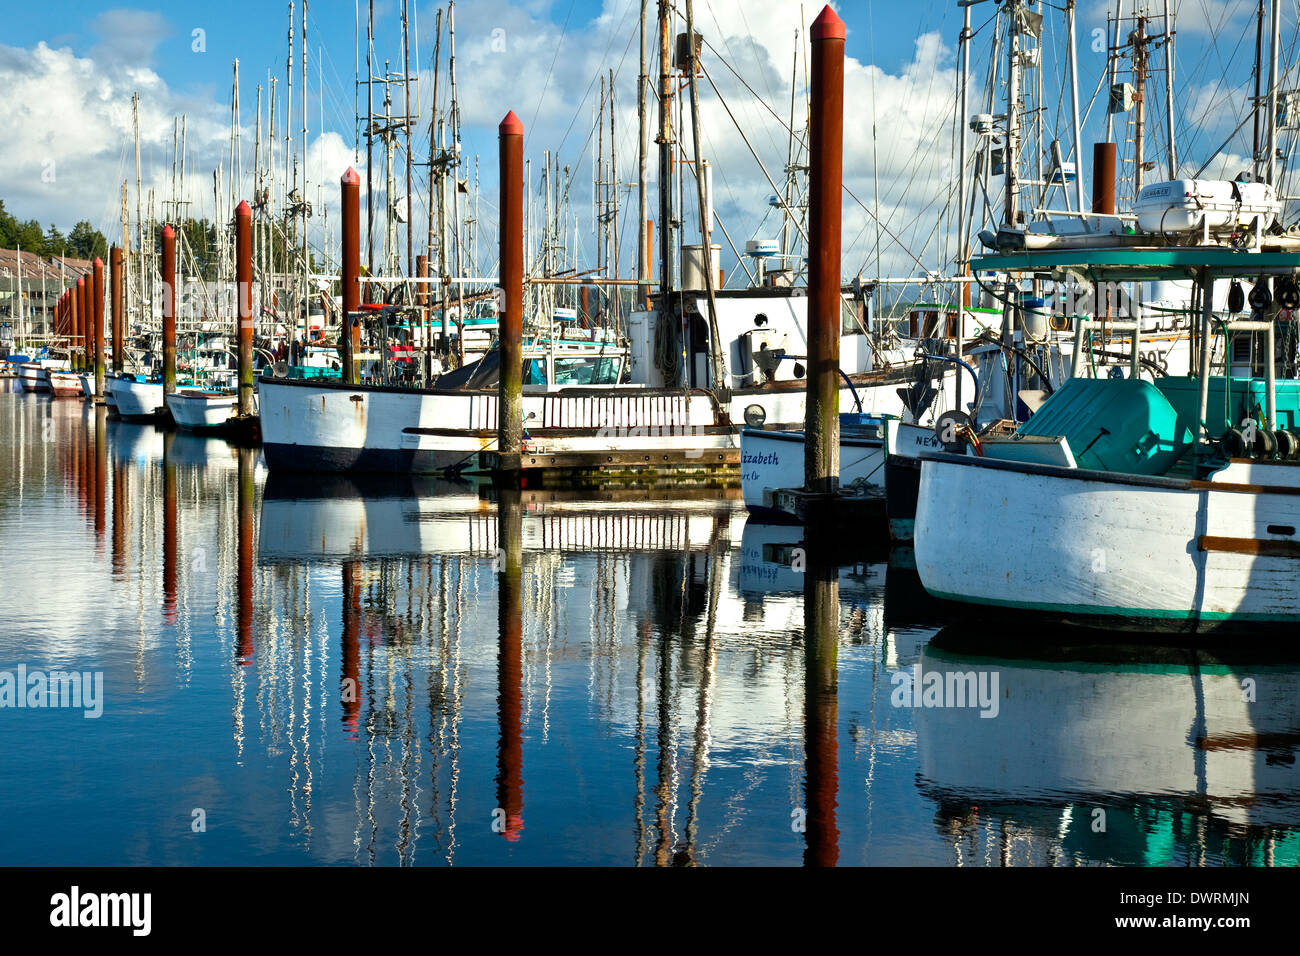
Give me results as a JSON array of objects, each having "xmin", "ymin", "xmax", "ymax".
[
  {"xmin": 739, "ymin": 427, "xmax": 887, "ymax": 520},
  {"xmin": 46, "ymin": 369, "xmax": 83, "ymax": 396},
  {"xmin": 166, "ymin": 391, "xmax": 249, "ymax": 430},
  {"xmin": 16, "ymin": 364, "xmax": 49, "ymax": 393},
  {"xmin": 914, "ymin": 454, "xmax": 1300, "ymax": 632},
  {"xmin": 112, "ymin": 379, "xmax": 167, "ymax": 420},
  {"xmin": 257, "ymin": 371, "xmax": 926, "ymax": 473}
]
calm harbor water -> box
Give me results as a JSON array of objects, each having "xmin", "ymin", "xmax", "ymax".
[{"xmin": 1, "ymin": 380, "xmax": 1298, "ymax": 866}]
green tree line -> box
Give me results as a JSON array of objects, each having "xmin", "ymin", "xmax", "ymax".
[{"xmin": 0, "ymin": 199, "xmax": 110, "ymax": 261}]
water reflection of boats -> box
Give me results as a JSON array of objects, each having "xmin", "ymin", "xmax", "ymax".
[
  {"xmin": 106, "ymin": 421, "xmax": 165, "ymax": 464},
  {"xmin": 259, "ymin": 473, "xmax": 745, "ymax": 563},
  {"xmin": 914, "ymin": 627, "xmax": 1300, "ymax": 864}
]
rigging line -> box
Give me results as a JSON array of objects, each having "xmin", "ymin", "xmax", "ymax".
[
  {"xmin": 524, "ymin": 0, "xmax": 581, "ymax": 151},
  {"xmin": 696, "ymin": 33, "xmax": 941, "ymax": 272},
  {"xmin": 701, "ymin": 0, "xmax": 783, "ymax": 160},
  {"xmin": 537, "ymin": 0, "xmax": 637, "ymax": 169},
  {"xmin": 552, "ymin": 1, "xmax": 639, "ymax": 214}
]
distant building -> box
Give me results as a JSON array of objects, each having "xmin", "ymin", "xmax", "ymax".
[{"xmin": 0, "ymin": 248, "xmax": 93, "ymax": 344}]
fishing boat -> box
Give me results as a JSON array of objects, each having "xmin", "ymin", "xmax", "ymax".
[
  {"xmin": 166, "ymin": 389, "xmax": 242, "ymax": 430},
  {"xmin": 913, "ymin": 245, "xmax": 1300, "ymax": 634},
  {"xmin": 165, "ymin": 338, "xmax": 255, "ymax": 432},
  {"xmin": 16, "ymin": 362, "xmax": 50, "ymax": 393},
  {"xmin": 112, "ymin": 376, "xmax": 167, "ymax": 421},
  {"xmin": 45, "ymin": 368, "xmax": 84, "ymax": 397},
  {"xmin": 259, "ymin": 286, "xmax": 950, "ymax": 475}
]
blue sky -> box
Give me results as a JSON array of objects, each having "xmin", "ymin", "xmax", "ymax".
[{"xmin": 0, "ymin": 1, "xmax": 1291, "ymax": 279}]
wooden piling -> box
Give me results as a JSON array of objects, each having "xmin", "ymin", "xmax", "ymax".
[
  {"xmin": 93, "ymin": 257, "xmax": 105, "ymax": 400},
  {"xmin": 110, "ymin": 245, "xmax": 125, "ymax": 374},
  {"xmin": 73, "ymin": 278, "xmax": 85, "ymax": 371},
  {"xmin": 498, "ymin": 111, "xmax": 525, "ymax": 473},
  {"xmin": 1092, "ymin": 142, "xmax": 1117, "ymax": 215},
  {"xmin": 341, "ymin": 168, "xmax": 362, "ymax": 384},
  {"xmin": 235, "ymin": 201, "xmax": 255, "ymax": 417},
  {"xmin": 161, "ymin": 225, "xmax": 177, "ymax": 397},
  {"xmin": 805, "ymin": 6, "xmax": 845, "ymax": 495}
]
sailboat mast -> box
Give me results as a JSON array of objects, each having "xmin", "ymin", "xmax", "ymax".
[
  {"xmin": 1066, "ymin": 0, "xmax": 1085, "ymax": 214},
  {"xmin": 656, "ymin": 0, "xmax": 674, "ymax": 300},
  {"xmin": 1267, "ymin": 0, "xmax": 1280, "ymax": 185},
  {"xmin": 637, "ymin": 0, "xmax": 648, "ymax": 307},
  {"xmin": 403, "ymin": 0, "xmax": 415, "ymax": 277},
  {"xmin": 134, "ymin": 92, "xmax": 145, "ymax": 328},
  {"xmin": 1163, "ymin": 0, "xmax": 1176, "ymax": 180},
  {"xmin": 1133, "ymin": 16, "xmax": 1147, "ymax": 198},
  {"xmin": 1004, "ymin": 1, "xmax": 1021, "ymax": 227},
  {"xmin": 449, "ymin": 0, "xmax": 464, "ymax": 362}
]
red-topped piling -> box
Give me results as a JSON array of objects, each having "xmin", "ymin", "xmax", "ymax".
[
  {"xmin": 340, "ymin": 168, "xmax": 362, "ymax": 384},
  {"xmin": 75, "ymin": 277, "xmax": 87, "ymax": 372},
  {"xmin": 804, "ymin": 5, "xmax": 846, "ymax": 496},
  {"xmin": 498, "ymin": 111, "xmax": 525, "ymax": 472},
  {"xmin": 110, "ymin": 245, "xmax": 124, "ymax": 374},
  {"xmin": 235, "ymin": 201, "xmax": 255, "ymax": 417},
  {"xmin": 93, "ymin": 257, "xmax": 105, "ymax": 400},
  {"xmin": 162, "ymin": 225, "xmax": 177, "ymax": 396}
]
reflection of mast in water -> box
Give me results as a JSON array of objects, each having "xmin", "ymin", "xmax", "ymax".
[
  {"xmin": 496, "ymin": 487, "xmax": 525, "ymax": 842},
  {"xmin": 162, "ymin": 431, "xmax": 178, "ymax": 625},
  {"xmin": 682, "ymin": 526, "xmax": 725, "ymax": 866},
  {"xmin": 236, "ymin": 446, "xmax": 255, "ymax": 665},
  {"xmin": 803, "ymin": 556, "xmax": 840, "ymax": 867},
  {"xmin": 633, "ymin": 619, "xmax": 650, "ymax": 865}
]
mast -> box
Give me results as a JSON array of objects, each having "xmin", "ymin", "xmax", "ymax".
[
  {"xmin": 302, "ymin": 0, "xmax": 309, "ymax": 341},
  {"xmin": 133, "ymin": 92, "xmax": 145, "ymax": 329},
  {"xmin": 428, "ymin": 9, "xmax": 442, "ymax": 272},
  {"xmin": 637, "ymin": 0, "xmax": 649, "ymax": 307},
  {"xmin": 14, "ymin": 241, "xmax": 22, "ymax": 350},
  {"xmin": 684, "ymin": 0, "xmax": 725, "ymax": 391},
  {"xmin": 1163, "ymin": 0, "xmax": 1176, "ymax": 180},
  {"xmin": 656, "ymin": 0, "xmax": 674, "ymax": 299},
  {"xmin": 1004, "ymin": 0, "xmax": 1022, "ymax": 227},
  {"xmin": 366, "ymin": 0, "xmax": 375, "ymax": 272},
  {"xmin": 1105, "ymin": 0, "xmax": 1121, "ymax": 145},
  {"xmin": 610, "ymin": 67, "xmax": 620, "ymax": 328},
  {"xmin": 1132, "ymin": 15, "xmax": 1147, "ymax": 198},
  {"xmin": 449, "ymin": 0, "xmax": 464, "ymax": 362},
  {"xmin": 1066, "ymin": 0, "xmax": 1085, "ymax": 214},
  {"xmin": 785, "ymin": 29, "xmax": 799, "ymax": 271},
  {"xmin": 403, "ymin": 0, "xmax": 415, "ymax": 278},
  {"xmin": 287, "ymin": 1, "xmax": 294, "ymax": 242},
  {"xmin": 1267, "ymin": 0, "xmax": 1280, "ymax": 186},
  {"xmin": 957, "ymin": 0, "xmax": 972, "ymax": 411}
]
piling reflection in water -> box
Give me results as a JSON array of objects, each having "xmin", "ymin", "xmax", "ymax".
[
  {"xmin": 3, "ymin": 381, "xmax": 1300, "ymax": 866},
  {"xmin": 496, "ymin": 487, "xmax": 525, "ymax": 843},
  {"xmin": 803, "ymin": 551, "xmax": 840, "ymax": 867}
]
